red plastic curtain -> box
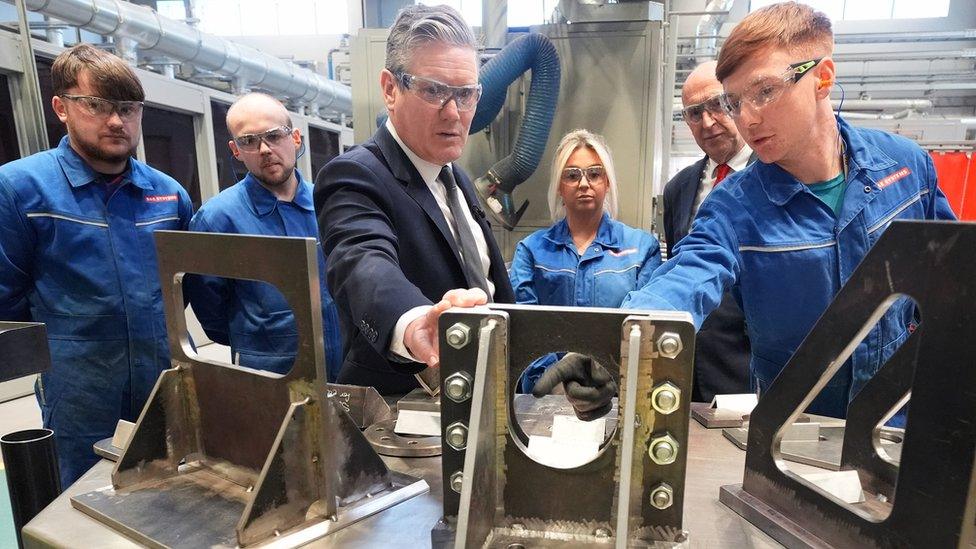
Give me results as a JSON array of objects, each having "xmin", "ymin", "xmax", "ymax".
[{"xmin": 929, "ymin": 150, "xmax": 975, "ymax": 221}]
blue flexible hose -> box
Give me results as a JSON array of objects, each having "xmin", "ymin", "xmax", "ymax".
[{"xmin": 471, "ymin": 33, "xmax": 561, "ymax": 192}]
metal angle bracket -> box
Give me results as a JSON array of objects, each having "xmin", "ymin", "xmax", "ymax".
[
  {"xmin": 69, "ymin": 231, "xmax": 427, "ymax": 548},
  {"xmin": 720, "ymin": 221, "xmax": 976, "ymax": 549},
  {"xmin": 433, "ymin": 304, "xmax": 695, "ymax": 548},
  {"xmin": 0, "ymin": 321, "xmax": 51, "ymax": 382}
]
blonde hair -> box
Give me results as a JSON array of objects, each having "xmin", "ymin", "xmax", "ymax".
[
  {"xmin": 716, "ymin": 1, "xmax": 833, "ymax": 83},
  {"xmin": 547, "ymin": 129, "xmax": 619, "ymax": 223}
]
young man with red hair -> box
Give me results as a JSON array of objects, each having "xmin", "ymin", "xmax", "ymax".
[{"xmin": 623, "ymin": 2, "xmax": 955, "ymax": 419}]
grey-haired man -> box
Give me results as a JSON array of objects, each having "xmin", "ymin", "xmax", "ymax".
[{"xmin": 314, "ymin": 5, "xmax": 514, "ymax": 394}]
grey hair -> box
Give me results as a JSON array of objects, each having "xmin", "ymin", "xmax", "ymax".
[
  {"xmin": 385, "ymin": 4, "xmax": 478, "ymax": 76},
  {"xmin": 547, "ymin": 129, "xmax": 620, "ymax": 223}
]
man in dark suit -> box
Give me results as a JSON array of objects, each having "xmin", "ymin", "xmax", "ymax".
[
  {"xmin": 314, "ymin": 5, "xmax": 513, "ymax": 394},
  {"xmin": 664, "ymin": 61, "xmax": 753, "ymax": 402}
]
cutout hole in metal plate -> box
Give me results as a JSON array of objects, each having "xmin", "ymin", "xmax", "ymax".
[{"xmin": 509, "ymin": 352, "xmax": 618, "ymax": 470}]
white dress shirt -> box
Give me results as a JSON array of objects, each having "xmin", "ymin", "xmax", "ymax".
[
  {"xmin": 385, "ymin": 119, "xmax": 494, "ymax": 361},
  {"xmin": 692, "ymin": 143, "xmax": 754, "ymax": 218}
]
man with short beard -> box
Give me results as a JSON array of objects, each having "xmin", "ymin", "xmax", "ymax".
[
  {"xmin": 184, "ymin": 93, "xmax": 343, "ymax": 380},
  {"xmin": 0, "ymin": 44, "xmax": 192, "ymax": 486}
]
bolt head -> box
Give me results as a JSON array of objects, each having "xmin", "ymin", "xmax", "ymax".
[
  {"xmin": 445, "ymin": 421, "xmax": 468, "ymax": 450},
  {"xmin": 446, "ymin": 323, "xmax": 471, "ymax": 349},
  {"xmin": 651, "ymin": 382, "xmax": 681, "ymax": 415},
  {"xmin": 450, "ymin": 471, "xmax": 464, "ymax": 493},
  {"xmin": 648, "ymin": 433, "xmax": 679, "ymax": 465},
  {"xmin": 656, "ymin": 331, "xmax": 683, "ymax": 359},
  {"xmin": 650, "ymin": 483, "xmax": 674, "ymax": 510},
  {"xmin": 653, "ymin": 441, "xmax": 674, "ymax": 461},
  {"xmin": 444, "ymin": 372, "xmax": 473, "ymax": 402}
]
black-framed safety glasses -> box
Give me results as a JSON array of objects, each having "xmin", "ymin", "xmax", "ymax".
[{"xmin": 719, "ymin": 57, "xmax": 824, "ymax": 119}]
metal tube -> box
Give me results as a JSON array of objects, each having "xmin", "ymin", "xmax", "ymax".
[
  {"xmin": 693, "ymin": 0, "xmax": 732, "ymax": 62},
  {"xmin": 1, "ymin": 428, "xmax": 61, "ymax": 548},
  {"xmin": 832, "ymin": 99, "xmax": 934, "ymax": 111},
  {"xmin": 13, "ymin": 0, "xmax": 49, "ymax": 154},
  {"xmin": 10, "ymin": 0, "xmax": 352, "ymax": 116}
]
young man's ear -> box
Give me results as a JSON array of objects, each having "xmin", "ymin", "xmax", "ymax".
[
  {"xmin": 815, "ymin": 58, "xmax": 836, "ymax": 99},
  {"xmin": 52, "ymin": 95, "xmax": 68, "ymax": 123}
]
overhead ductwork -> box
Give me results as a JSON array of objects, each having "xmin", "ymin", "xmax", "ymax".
[
  {"xmin": 832, "ymin": 99, "xmax": 934, "ymax": 112},
  {"xmin": 694, "ymin": 0, "xmax": 733, "ymax": 63},
  {"xmin": 10, "ymin": 0, "xmax": 352, "ymax": 117}
]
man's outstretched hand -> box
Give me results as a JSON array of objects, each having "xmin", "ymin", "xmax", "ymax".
[
  {"xmin": 404, "ymin": 288, "xmax": 487, "ymax": 368},
  {"xmin": 531, "ymin": 353, "xmax": 618, "ymax": 421}
]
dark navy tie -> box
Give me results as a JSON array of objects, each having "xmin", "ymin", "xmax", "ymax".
[{"xmin": 439, "ymin": 165, "xmax": 491, "ymax": 298}]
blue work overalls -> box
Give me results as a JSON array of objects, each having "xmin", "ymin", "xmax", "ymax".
[
  {"xmin": 0, "ymin": 136, "xmax": 192, "ymax": 485},
  {"xmin": 183, "ymin": 172, "xmax": 344, "ymax": 380},
  {"xmin": 624, "ymin": 117, "xmax": 956, "ymax": 418},
  {"xmin": 510, "ymin": 213, "xmax": 662, "ymax": 391}
]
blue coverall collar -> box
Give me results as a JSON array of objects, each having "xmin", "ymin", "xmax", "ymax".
[
  {"xmin": 758, "ymin": 116, "xmax": 898, "ymax": 207},
  {"xmin": 243, "ymin": 170, "xmax": 312, "ymax": 217},
  {"xmin": 543, "ymin": 212, "xmax": 616, "ymax": 248},
  {"xmin": 56, "ymin": 135, "xmax": 146, "ymax": 190}
]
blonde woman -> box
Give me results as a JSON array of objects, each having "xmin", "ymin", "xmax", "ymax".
[
  {"xmin": 510, "ymin": 129, "xmax": 661, "ymax": 308},
  {"xmin": 509, "ymin": 130, "xmax": 661, "ymax": 411}
]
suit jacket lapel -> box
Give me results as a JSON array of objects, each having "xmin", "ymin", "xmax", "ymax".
[
  {"xmin": 678, "ymin": 156, "xmax": 709, "ymax": 235},
  {"xmin": 373, "ymin": 126, "xmax": 465, "ymax": 267}
]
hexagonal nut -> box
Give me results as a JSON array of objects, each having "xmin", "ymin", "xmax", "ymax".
[
  {"xmin": 648, "ymin": 432, "xmax": 680, "ymax": 465},
  {"xmin": 444, "ymin": 372, "xmax": 473, "ymax": 403},
  {"xmin": 649, "ymin": 482, "xmax": 674, "ymax": 510},
  {"xmin": 450, "ymin": 471, "xmax": 464, "ymax": 494},
  {"xmin": 656, "ymin": 331, "xmax": 683, "ymax": 359},
  {"xmin": 445, "ymin": 322, "xmax": 472, "ymax": 349},
  {"xmin": 651, "ymin": 382, "xmax": 681, "ymax": 415},
  {"xmin": 445, "ymin": 421, "xmax": 468, "ymax": 450}
]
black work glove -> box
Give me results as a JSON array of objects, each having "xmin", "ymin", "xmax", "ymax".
[{"xmin": 531, "ymin": 353, "xmax": 618, "ymax": 421}]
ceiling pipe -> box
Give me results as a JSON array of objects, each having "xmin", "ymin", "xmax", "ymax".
[
  {"xmin": 10, "ymin": 0, "xmax": 352, "ymax": 117},
  {"xmin": 694, "ymin": 0, "xmax": 732, "ymax": 63},
  {"xmin": 832, "ymin": 99, "xmax": 934, "ymax": 111},
  {"xmin": 841, "ymin": 109, "xmax": 918, "ymax": 120}
]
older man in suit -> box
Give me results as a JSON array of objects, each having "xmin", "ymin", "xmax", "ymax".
[
  {"xmin": 314, "ymin": 5, "xmax": 513, "ymax": 394},
  {"xmin": 663, "ymin": 60, "xmax": 753, "ymax": 402}
]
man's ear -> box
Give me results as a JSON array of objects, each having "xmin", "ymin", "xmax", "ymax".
[
  {"xmin": 228, "ymin": 140, "xmax": 241, "ymax": 160},
  {"xmin": 380, "ymin": 69, "xmax": 398, "ymax": 113},
  {"xmin": 815, "ymin": 57, "xmax": 836, "ymax": 99},
  {"xmin": 52, "ymin": 95, "xmax": 68, "ymax": 123},
  {"xmin": 292, "ymin": 128, "xmax": 302, "ymax": 150}
]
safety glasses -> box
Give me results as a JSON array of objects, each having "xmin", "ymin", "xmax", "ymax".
[
  {"xmin": 396, "ymin": 72, "xmax": 482, "ymax": 111},
  {"xmin": 681, "ymin": 95, "xmax": 727, "ymax": 124},
  {"xmin": 719, "ymin": 57, "xmax": 823, "ymax": 119},
  {"xmin": 561, "ymin": 165, "xmax": 606, "ymax": 186},
  {"xmin": 60, "ymin": 94, "xmax": 143, "ymax": 120},
  {"xmin": 233, "ymin": 126, "xmax": 294, "ymax": 152}
]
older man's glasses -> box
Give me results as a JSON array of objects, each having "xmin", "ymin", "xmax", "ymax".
[
  {"xmin": 719, "ymin": 58, "xmax": 823, "ymax": 119},
  {"xmin": 681, "ymin": 95, "xmax": 726, "ymax": 124},
  {"xmin": 561, "ymin": 165, "xmax": 606, "ymax": 186},
  {"xmin": 396, "ymin": 72, "xmax": 482, "ymax": 111},
  {"xmin": 233, "ymin": 126, "xmax": 294, "ymax": 152},
  {"xmin": 60, "ymin": 94, "xmax": 143, "ymax": 120}
]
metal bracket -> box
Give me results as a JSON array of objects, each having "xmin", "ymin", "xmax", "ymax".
[
  {"xmin": 0, "ymin": 322, "xmax": 50, "ymax": 382},
  {"xmin": 720, "ymin": 221, "xmax": 976, "ymax": 548},
  {"xmin": 69, "ymin": 231, "xmax": 427, "ymax": 548},
  {"xmin": 433, "ymin": 304, "xmax": 695, "ymax": 547}
]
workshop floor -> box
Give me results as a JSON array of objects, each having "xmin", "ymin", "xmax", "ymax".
[{"xmin": 0, "ymin": 395, "xmax": 43, "ymax": 549}]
